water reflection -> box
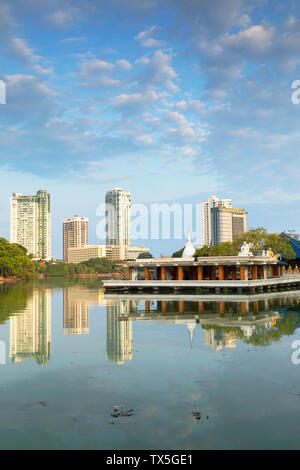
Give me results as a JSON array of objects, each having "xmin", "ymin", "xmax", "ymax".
[
  {"xmin": 4, "ymin": 283, "xmax": 300, "ymax": 365},
  {"xmin": 106, "ymin": 301, "xmax": 133, "ymax": 364},
  {"xmin": 9, "ymin": 288, "xmax": 51, "ymax": 365}
]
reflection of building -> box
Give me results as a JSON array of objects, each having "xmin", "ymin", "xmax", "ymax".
[
  {"xmin": 106, "ymin": 301, "xmax": 133, "ymax": 364},
  {"xmin": 10, "ymin": 289, "xmax": 52, "ymax": 364},
  {"xmin": 63, "ymin": 215, "xmax": 88, "ymax": 261},
  {"xmin": 10, "ymin": 190, "xmax": 51, "ymax": 260},
  {"xmin": 204, "ymin": 328, "xmax": 238, "ymax": 351},
  {"xmin": 201, "ymin": 195, "xmax": 232, "ymax": 246},
  {"xmin": 63, "ymin": 287, "xmax": 104, "ymax": 334}
]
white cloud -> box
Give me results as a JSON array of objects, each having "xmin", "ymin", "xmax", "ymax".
[
  {"xmin": 222, "ymin": 25, "xmax": 275, "ymax": 56},
  {"xmin": 134, "ymin": 26, "xmax": 165, "ymax": 47},
  {"xmin": 44, "ymin": 10, "xmax": 74, "ymax": 28},
  {"xmin": 116, "ymin": 59, "xmax": 132, "ymax": 70},
  {"xmin": 136, "ymin": 50, "xmax": 178, "ymax": 92}
]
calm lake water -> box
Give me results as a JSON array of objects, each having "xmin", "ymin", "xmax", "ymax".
[{"xmin": 0, "ymin": 279, "xmax": 300, "ymax": 450}]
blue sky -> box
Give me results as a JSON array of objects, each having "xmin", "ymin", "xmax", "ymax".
[{"xmin": 1, "ymin": 0, "xmax": 300, "ymax": 258}]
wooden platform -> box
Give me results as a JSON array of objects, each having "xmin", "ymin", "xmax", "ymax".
[{"xmin": 103, "ymin": 275, "xmax": 300, "ymax": 294}]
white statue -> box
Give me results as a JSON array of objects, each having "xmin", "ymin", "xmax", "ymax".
[{"xmin": 238, "ymin": 241, "xmax": 253, "ymax": 257}]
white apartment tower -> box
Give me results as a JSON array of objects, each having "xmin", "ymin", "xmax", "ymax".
[
  {"xmin": 63, "ymin": 215, "xmax": 88, "ymax": 261},
  {"xmin": 201, "ymin": 195, "xmax": 232, "ymax": 246},
  {"xmin": 10, "ymin": 190, "xmax": 51, "ymax": 260},
  {"xmin": 105, "ymin": 188, "xmax": 131, "ymax": 246}
]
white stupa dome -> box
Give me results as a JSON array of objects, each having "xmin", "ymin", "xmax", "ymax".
[{"xmin": 182, "ymin": 228, "xmax": 196, "ymax": 258}]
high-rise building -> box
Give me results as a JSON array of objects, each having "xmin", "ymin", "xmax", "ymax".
[
  {"xmin": 10, "ymin": 190, "xmax": 51, "ymax": 260},
  {"xmin": 211, "ymin": 207, "xmax": 248, "ymax": 245},
  {"xmin": 63, "ymin": 215, "xmax": 88, "ymax": 261},
  {"xmin": 105, "ymin": 188, "xmax": 131, "ymax": 246},
  {"xmin": 201, "ymin": 195, "xmax": 232, "ymax": 246}
]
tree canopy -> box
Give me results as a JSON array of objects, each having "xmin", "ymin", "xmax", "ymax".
[
  {"xmin": 172, "ymin": 247, "xmax": 184, "ymax": 257},
  {"xmin": 194, "ymin": 228, "xmax": 296, "ymax": 259},
  {"xmin": 137, "ymin": 252, "xmax": 153, "ymax": 259},
  {"xmin": 0, "ymin": 238, "xmax": 35, "ymax": 278}
]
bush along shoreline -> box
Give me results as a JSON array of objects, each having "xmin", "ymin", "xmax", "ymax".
[{"xmin": 0, "ymin": 238, "xmax": 128, "ymax": 281}]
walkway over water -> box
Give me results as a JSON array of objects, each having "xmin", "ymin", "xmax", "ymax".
[{"xmin": 103, "ymin": 275, "xmax": 300, "ymax": 294}]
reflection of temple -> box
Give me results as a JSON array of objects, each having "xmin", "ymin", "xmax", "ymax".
[
  {"xmin": 63, "ymin": 287, "xmax": 113, "ymax": 335},
  {"xmin": 108, "ymin": 296, "xmax": 286, "ymax": 353},
  {"xmin": 106, "ymin": 301, "xmax": 133, "ymax": 364},
  {"xmin": 10, "ymin": 289, "xmax": 52, "ymax": 365},
  {"xmin": 204, "ymin": 329, "xmax": 238, "ymax": 351}
]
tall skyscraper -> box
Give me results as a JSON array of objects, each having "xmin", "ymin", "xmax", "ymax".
[
  {"xmin": 10, "ymin": 190, "xmax": 51, "ymax": 260},
  {"xmin": 211, "ymin": 207, "xmax": 248, "ymax": 245},
  {"xmin": 105, "ymin": 188, "xmax": 131, "ymax": 246},
  {"xmin": 201, "ymin": 195, "xmax": 232, "ymax": 246},
  {"xmin": 63, "ymin": 215, "xmax": 88, "ymax": 261}
]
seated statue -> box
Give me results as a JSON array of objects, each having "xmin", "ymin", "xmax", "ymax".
[{"xmin": 238, "ymin": 241, "xmax": 253, "ymax": 256}]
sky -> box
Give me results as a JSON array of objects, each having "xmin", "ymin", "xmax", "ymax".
[{"xmin": 1, "ymin": 0, "xmax": 300, "ymax": 258}]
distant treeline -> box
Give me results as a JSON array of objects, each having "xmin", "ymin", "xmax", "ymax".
[
  {"xmin": 0, "ymin": 237, "xmax": 127, "ymax": 280},
  {"xmin": 35, "ymin": 257, "xmax": 127, "ymax": 278}
]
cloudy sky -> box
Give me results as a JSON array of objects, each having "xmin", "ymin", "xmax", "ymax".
[{"xmin": 1, "ymin": 0, "xmax": 300, "ymax": 257}]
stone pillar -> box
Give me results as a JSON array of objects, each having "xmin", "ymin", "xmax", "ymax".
[
  {"xmin": 219, "ymin": 265, "xmax": 224, "ymax": 281},
  {"xmin": 279, "ymin": 265, "xmax": 283, "ymax": 277},
  {"xmin": 145, "ymin": 300, "xmax": 150, "ymax": 313},
  {"xmin": 252, "ymin": 265, "xmax": 258, "ymax": 280},
  {"xmin": 219, "ymin": 301, "xmax": 225, "ymax": 315},
  {"xmin": 162, "ymin": 300, "xmax": 167, "ymax": 313},
  {"xmin": 178, "ymin": 266, "xmax": 184, "ymax": 281},
  {"xmin": 263, "ymin": 265, "xmax": 268, "ymax": 279},
  {"xmin": 129, "ymin": 267, "xmax": 133, "ymax": 280},
  {"xmin": 179, "ymin": 300, "xmax": 184, "ymax": 314},
  {"xmin": 240, "ymin": 265, "xmax": 246, "ymax": 281},
  {"xmin": 129, "ymin": 300, "xmax": 133, "ymax": 313},
  {"xmin": 241, "ymin": 301, "xmax": 247, "ymax": 316},
  {"xmin": 197, "ymin": 266, "xmax": 204, "ymax": 280},
  {"xmin": 161, "ymin": 266, "xmax": 166, "ymax": 280},
  {"xmin": 144, "ymin": 266, "xmax": 150, "ymax": 281},
  {"xmin": 253, "ymin": 301, "xmax": 259, "ymax": 314},
  {"xmin": 198, "ymin": 301, "xmax": 204, "ymax": 314}
]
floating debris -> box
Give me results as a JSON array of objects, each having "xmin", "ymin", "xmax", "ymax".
[
  {"xmin": 111, "ymin": 407, "xmax": 135, "ymax": 419},
  {"xmin": 192, "ymin": 412, "xmax": 201, "ymax": 421},
  {"xmin": 37, "ymin": 401, "xmax": 47, "ymax": 407}
]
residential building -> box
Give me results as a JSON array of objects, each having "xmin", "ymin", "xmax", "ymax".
[
  {"xmin": 10, "ymin": 190, "xmax": 51, "ymax": 260},
  {"xmin": 105, "ymin": 188, "xmax": 131, "ymax": 246},
  {"xmin": 67, "ymin": 245, "xmax": 106, "ymax": 264},
  {"xmin": 201, "ymin": 195, "xmax": 232, "ymax": 246},
  {"xmin": 63, "ymin": 215, "xmax": 88, "ymax": 261},
  {"xmin": 211, "ymin": 207, "xmax": 248, "ymax": 245}
]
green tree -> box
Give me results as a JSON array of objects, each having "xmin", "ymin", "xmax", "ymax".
[
  {"xmin": 195, "ymin": 242, "xmax": 238, "ymax": 257},
  {"xmin": 172, "ymin": 248, "xmax": 184, "ymax": 257},
  {"xmin": 232, "ymin": 227, "xmax": 295, "ymax": 259},
  {"xmin": 194, "ymin": 228, "xmax": 295, "ymax": 260},
  {"xmin": 137, "ymin": 252, "xmax": 153, "ymax": 259}
]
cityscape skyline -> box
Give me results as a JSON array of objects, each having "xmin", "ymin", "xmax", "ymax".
[
  {"xmin": 6, "ymin": 186, "xmax": 299, "ymax": 260},
  {"xmin": 1, "ymin": 1, "xmax": 300, "ymax": 261}
]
